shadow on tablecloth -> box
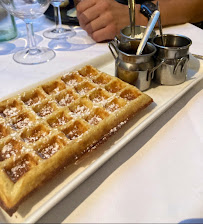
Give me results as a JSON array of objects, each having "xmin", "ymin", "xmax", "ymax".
[{"xmin": 180, "ymin": 218, "xmax": 203, "ymax": 223}]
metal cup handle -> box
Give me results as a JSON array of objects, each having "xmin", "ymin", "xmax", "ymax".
[
  {"xmin": 108, "ymin": 40, "xmax": 118, "ymax": 59},
  {"xmin": 148, "ymin": 59, "xmax": 165, "ymax": 79},
  {"xmin": 173, "ymin": 55, "xmax": 189, "ymax": 75},
  {"xmin": 114, "ymin": 35, "xmax": 120, "ymax": 45}
]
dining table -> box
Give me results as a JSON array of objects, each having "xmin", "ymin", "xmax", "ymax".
[{"xmin": 0, "ymin": 13, "xmax": 203, "ymax": 224}]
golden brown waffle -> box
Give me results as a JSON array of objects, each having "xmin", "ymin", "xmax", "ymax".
[{"xmin": 0, "ymin": 65, "xmax": 152, "ymax": 216}]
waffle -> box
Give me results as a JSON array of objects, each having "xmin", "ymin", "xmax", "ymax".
[{"xmin": 0, "ymin": 65, "xmax": 152, "ymax": 216}]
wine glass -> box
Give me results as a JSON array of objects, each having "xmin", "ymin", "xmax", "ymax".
[
  {"xmin": 0, "ymin": 0, "xmax": 56, "ymax": 65},
  {"xmin": 43, "ymin": 0, "xmax": 76, "ymax": 39}
]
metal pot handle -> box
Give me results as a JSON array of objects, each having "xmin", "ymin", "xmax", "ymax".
[
  {"xmin": 173, "ymin": 55, "xmax": 189, "ymax": 75},
  {"xmin": 108, "ymin": 40, "xmax": 118, "ymax": 59},
  {"xmin": 148, "ymin": 59, "xmax": 165, "ymax": 79},
  {"xmin": 114, "ymin": 35, "xmax": 120, "ymax": 45}
]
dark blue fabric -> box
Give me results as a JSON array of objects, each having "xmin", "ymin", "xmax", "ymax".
[
  {"xmin": 116, "ymin": 0, "xmax": 145, "ymax": 4},
  {"xmin": 116, "ymin": 0, "xmax": 128, "ymax": 4}
]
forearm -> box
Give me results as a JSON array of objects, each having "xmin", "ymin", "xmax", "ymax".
[
  {"xmin": 135, "ymin": 0, "xmax": 203, "ymax": 27},
  {"xmin": 157, "ymin": 0, "xmax": 203, "ymax": 26}
]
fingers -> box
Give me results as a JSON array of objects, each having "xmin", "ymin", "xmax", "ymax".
[
  {"xmin": 77, "ymin": 0, "xmax": 110, "ymax": 27},
  {"xmin": 91, "ymin": 24, "xmax": 117, "ymax": 42},
  {"xmin": 77, "ymin": 4, "xmax": 100, "ymax": 29},
  {"xmin": 82, "ymin": 11, "xmax": 114, "ymax": 36},
  {"xmin": 76, "ymin": 0, "xmax": 127, "ymax": 42},
  {"xmin": 76, "ymin": 0, "xmax": 96, "ymax": 14}
]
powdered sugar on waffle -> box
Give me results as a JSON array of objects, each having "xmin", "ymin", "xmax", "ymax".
[
  {"xmin": 13, "ymin": 117, "xmax": 31, "ymax": 130},
  {"xmin": 1, "ymin": 142, "xmax": 17, "ymax": 159},
  {"xmin": 40, "ymin": 142, "xmax": 60, "ymax": 159},
  {"xmin": 71, "ymin": 105, "xmax": 90, "ymax": 117},
  {"xmin": 39, "ymin": 105, "xmax": 54, "ymax": 117},
  {"xmin": 66, "ymin": 79, "xmax": 79, "ymax": 86},
  {"xmin": 3, "ymin": 107, "xmax": 19, "ymax": 117},
  {"xmin": 58, "ymin": 94, "xmax": 74, "ymax": 106},
  {"xmin": 88, "ymin": 115, "xmax": 102, "ymax": 125}
]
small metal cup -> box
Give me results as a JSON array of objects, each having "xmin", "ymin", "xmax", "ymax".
[
  {"xmin": 117, "ymin": 25, "xmax": 156, "ymax": 43},
  {"xmin": 108, "ymin": 40, "xmax": 156, "ymax": 91},
  {"xmin": 152, "ymin": 34, "xmax": 192, "ymax": 85}
]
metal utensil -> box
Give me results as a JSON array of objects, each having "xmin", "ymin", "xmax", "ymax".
[
  {"xmin": 128, "ymin": 0, "xmax": 136, "ymax": 38},
  {"xmin": 156, "ymin": 1, "xmax": 164, "ymax": 46},
  {"xmin": 192, "ymin": 54, "xmax": 203, "ymax": 60},
  {"xmin": 136, "ymin": 10, "xmax": 160, "ymax": 55}
]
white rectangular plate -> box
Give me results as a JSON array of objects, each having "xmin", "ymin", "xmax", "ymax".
[{"xmin": 0, "ymin": 53, "xmax": 203, "ymax": 223}]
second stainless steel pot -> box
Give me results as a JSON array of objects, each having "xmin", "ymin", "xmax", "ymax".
[{"xmin": 151, "ymin": 34, "xmax": 192, "ymax": 85}]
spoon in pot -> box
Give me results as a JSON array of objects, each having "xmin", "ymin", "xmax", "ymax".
[
  {"xmin": 128, "ymin": 0, "xmax": 136, "ymax": 38},
  {"xmin": 156, "ymin": 1, "xmax": 164, "ymax": 46},
  {"xmin": 136, "ymin": 10, "xmax": 160, "ymax": 55}
]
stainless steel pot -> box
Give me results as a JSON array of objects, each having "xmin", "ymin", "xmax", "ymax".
[
  {"xmin": 108, "ymin": 40, "xmax": 156, "ymax": 91},
  {"xmin": 152, "ymin": 34, "xmax": 192, "ymax": 85}
]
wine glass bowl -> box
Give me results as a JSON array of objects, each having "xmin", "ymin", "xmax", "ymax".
[
  {"xmin": 0, "ymin": 0, "xmax": 56, "ymax": 64},
  {"xmin": 1, "ymin": 0, "xmax": 50, "ymax": 20}
]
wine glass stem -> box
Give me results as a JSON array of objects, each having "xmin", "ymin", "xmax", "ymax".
[
  {"xmin": 26, "ymin": 22, "xmax": 38, "ymax": 54},
  {"xmin": 54, "ymin": 5, "xmax": 62, "ymax": 31}
]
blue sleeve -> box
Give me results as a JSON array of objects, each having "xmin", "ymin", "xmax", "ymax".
[
  {"xmin": 116, "ymin": 0, "xmax": 128, "ymax": 4},
  {"xmin": 116, "ymin": 0, "xmax": 144, "ymax": 4}
]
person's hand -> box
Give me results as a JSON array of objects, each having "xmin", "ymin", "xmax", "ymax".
[{"xmin": 76, "ymin": 0, "xmax": 130, "ymax": 42}]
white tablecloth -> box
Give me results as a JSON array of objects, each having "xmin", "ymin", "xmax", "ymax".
[{"xmin": 0, "ymin": 16, "xmax": 202, "ymax": 223}]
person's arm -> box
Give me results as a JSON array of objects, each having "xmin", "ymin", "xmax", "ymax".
[
  {"xmin": 76, "ymin": 0, "xmax": 203, "ymax": 42},
  {"xmin": 156, "ymin": 0, "xmax": 203, "ymax": 26}
]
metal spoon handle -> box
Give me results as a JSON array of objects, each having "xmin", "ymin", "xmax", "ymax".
[
  {"xmin": 136, "ymin": 10, "xmax": 160, "ymax": 55},
  {"xmin": 128, "ymin": 0, "xmax": 136, "ymax": 38},
  {"xmin": 156, "ymin": 1, "xmax": 164, "ymax": 46}
]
